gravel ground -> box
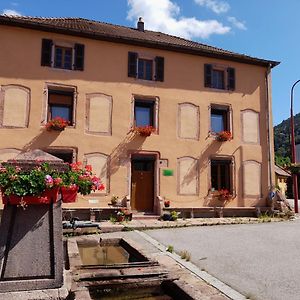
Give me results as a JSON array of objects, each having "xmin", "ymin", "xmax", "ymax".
[{"xmin": 147, "ymin": 219, "xmax": 300, "ymax": 300}]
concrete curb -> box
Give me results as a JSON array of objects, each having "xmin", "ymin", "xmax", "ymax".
[{"xmin": 136, "ymin": 230, "xmax": 247, "ymax": 300}]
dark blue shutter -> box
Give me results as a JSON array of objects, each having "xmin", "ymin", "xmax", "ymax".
[
  {"xmin": 204, "ymin": 64, "xmax": 212, "ymax": 87},
  {"xmin": 128, "ymin": 52, "xmax": 137, "ymax": 77},
  {"xmin": 41, "ymin": 39, "xmax": 52, "ymax": 66},
  {"xmin": 155, "ymin": 56, "xmax": 164, "ymax": 82},
  {"xmin": 227, "ymin": 67, "xmax": 235, "ymax": 90},
  {"xmin": 74, "ymin": 43, "xmax": 85, "ymax": 71}
]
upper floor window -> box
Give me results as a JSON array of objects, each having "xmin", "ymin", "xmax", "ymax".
[
  {"xmin": 210, "ymin": 105, "xmax": 231, "ymax": 134},
  {"xmin": 134, "ymin": 100, "xmax": 154, "ymax": 127},
  {"xmin": 205, "ymin": 64, "xmax": 235, "ymax": 90},
  {"xmin": 41, "ymin": 39, "xmax": 85, "ymax": 71},
  {"xmin": 128, "ymin": 52, "xmax": 164, "ymax": 82},
  {"xmin": 48, "ymin": 89, "xmax": 74, "ymax": 125},
  {"xmin": 54, "ymin": 46, "xmax": 73, "ymax": 69}
]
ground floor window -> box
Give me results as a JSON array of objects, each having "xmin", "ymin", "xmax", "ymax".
[
  {"xmin": 45, "ymin": 148, "xmax": 75, "ymax": 163},
  {"xmin": 211, "ymin": 159, "xmax": 231, "ymax": 191}
]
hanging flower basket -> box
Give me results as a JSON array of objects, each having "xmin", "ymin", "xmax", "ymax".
[
  {"xmin": 216, "ymin": 131, "xmax": 232, "ymax": 141},
  {"xmin": 61, "ymin": 185, "xmax": 79, "ymax": 203},
  {"xmin": 2, "ymin": 187, "xmax": 59, "ymax": 205},
  {"xmin": 45, "ymin": 117, "xmax": 69, "ymax": 131},
  {"xmin": 134, "ymin": 126, "xmax": 155, "ymax": 137}
]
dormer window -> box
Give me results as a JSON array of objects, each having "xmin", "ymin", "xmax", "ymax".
[
  {"xmin": 41, "ymin": 39, "xmax": 85, "ymax": 71},
  {"xmin": 128, "ymin": 52, "xmax": 164, "ymax": 82}
]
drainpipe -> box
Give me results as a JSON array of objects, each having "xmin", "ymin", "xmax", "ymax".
[{"xmin": 265, "ymin": 64, "xmax": 275, "ymax": 192}]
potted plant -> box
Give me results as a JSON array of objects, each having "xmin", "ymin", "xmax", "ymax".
[
  {"xmin": 110, "ymin": 195, "xmax": 119, "ymax": 206},
  {"xmin": 60, "ymin": 162, "xmax": 105, "ymax": 203},
  {"xmin": 116, "ymin": 210, "xmax": 125, "ymax": 222},
  {"xmin": 164, "ymin": 200, "xmax": 170, "ymax": 207},
  {"xmin": 134, "ymin": 125, "xmax": 155, "ymax": 137},
  {"xmin": 216, "ymin": 131, "xmax": 232, "ymax": 141},
  {"xmin": 45, "ymin": 117, "xmax": 69, "ymax": 131},
  {"xmin": 0, "ymin": 163, "xmax": 62, "ymax": 206}
]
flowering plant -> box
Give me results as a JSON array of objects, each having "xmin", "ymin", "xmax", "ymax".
[
  {"xmin": 60, "ymin": 162, "xmax": 105, "ymax": 195},
  {"xmin": 45, "ymin": 117, "xmax": 69, "ymax": 131},
  {"xmin": 0, "ymin": 161, "xmax": 104, "ymax": 200},
  {"xmin": 218, "ymin": 189, "xmax": 232, "ymax": 201},
  {"xmin": 134, "ymin": 126, "xmax": 155, "ymax": 137},
  {"xmin": 216, "ymin": 131, "xmax": 232, "ymax": 141},
  {"xmin": 164, "ymin": 200, "xmax": 170, "ymax": 207},
  {"xmin": 0, "ymin": 163, "xmax": 62, "ymax": 197}
]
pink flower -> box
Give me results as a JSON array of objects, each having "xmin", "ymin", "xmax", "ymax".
[
  {"xmin": 85, "ymin": 165, "xmax": 92, "ymax": 172},
  {"xmin": 45, "ymin": 175, "xmax": 54, "ymax": 187}
]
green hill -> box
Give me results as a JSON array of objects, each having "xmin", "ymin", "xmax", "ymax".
[{"xmin": 273, "ymin": 113, "xmax": 300, "ymax": 166}]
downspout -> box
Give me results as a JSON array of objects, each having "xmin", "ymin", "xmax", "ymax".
[{"xmin": 265, "ymin": 63, "xmax": 275, "ymax": 190}]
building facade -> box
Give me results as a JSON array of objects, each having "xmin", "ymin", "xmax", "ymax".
[{"xmin": 0, "ymin": 16, "xmax": 279, "ymax": 214}]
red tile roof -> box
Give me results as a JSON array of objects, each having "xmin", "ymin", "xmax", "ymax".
[{"xmin": 0, "ymin": 15, "xmax": 279, "ymax": 67}]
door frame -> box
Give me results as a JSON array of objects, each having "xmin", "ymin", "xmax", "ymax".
[{"xmin": 128, "ymin": 151, "xmax": 160, "ymax": 213}]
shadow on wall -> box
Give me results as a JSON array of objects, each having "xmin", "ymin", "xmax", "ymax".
[
  {"xmin": 109, "ymin": 130, "xmax": 147, "ymax": 175},
  {"xmin": 21, "ymin": 129, "xmax": 62, "ymax": 152},
  {"xmin": 179, "ymin": 139, "xmax": 222, "ymax": 193}
]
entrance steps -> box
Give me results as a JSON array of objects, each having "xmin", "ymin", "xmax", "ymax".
[{"xmin": 132, "ymin": 212, "xmax": 160, "ymax": 220}]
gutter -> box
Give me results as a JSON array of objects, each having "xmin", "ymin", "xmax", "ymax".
[{"xmin": 266, "ymin": 63, "xmax": 275, "ymax": 189}]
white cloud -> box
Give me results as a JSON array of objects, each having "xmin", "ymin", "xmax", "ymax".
[
  {"xmin": 127, "ymin": 0, "xmax": 230, "ymax": 40},
  {"xmin": 194, "ymin": 0, "xmax": 230, "ymax": 14},
  {"xmin": 227, "ymin": 16, "xmax": 246, "ymax": 30},
  {"xmin": 2, "ymin": 9, "xmax": 21, "ymax": 16}
]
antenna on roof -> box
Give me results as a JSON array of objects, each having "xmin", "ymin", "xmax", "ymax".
[{"xmin": 137, "ymin": 17, "xmax": 144, "ymax": 32}]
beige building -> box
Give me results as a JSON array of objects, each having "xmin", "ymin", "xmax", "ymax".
[{"xmin": 0, "ymin": 15, "xmax": 279, "ymax": 215}]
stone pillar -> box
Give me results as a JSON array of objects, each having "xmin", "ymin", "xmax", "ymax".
[{"xmin": 0, "ymin": 150, "xmax": 66, "ymax": 293}]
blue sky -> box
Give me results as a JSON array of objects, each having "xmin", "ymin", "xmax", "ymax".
[{"xmin": 0, "ymin": 0, "xmax": 299, "ymax": 126}]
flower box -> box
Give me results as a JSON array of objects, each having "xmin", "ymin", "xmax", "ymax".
[
  {"xmin": 2, "ymin": 187, "xmax": 59, "ymax": 205},
  {"xmin": 61, "ymin": 186, "xmax": 79, "ymax": 203},
  {"xmin": 216, "ymin": 131, "xmax": 232, "ymax": 141},
  {"xmin": 134, "ymin": 126, "xmax": 155, "ymax": 137},
  {"xmin": 45, "ymin": 117, "xmax": 68, "ymax": 131}
]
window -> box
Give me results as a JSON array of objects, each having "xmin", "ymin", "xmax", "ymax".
[
  {"xmin": 204, "ymin": 64, "xmax": 235, "ymax": 90},
  {"xmin": 54, "ymin": 46, "xmax": 73, "ymax": 69},
  {"xmin": 134, "ymin": 100, "xmax": 154, "ymax": 127},
  {"xmin": 48, "ymin": 89, "xmax": 74, "ymax": 125},
  {"xmin": 211, "ymin": 159, "xmax": 231, "ymax": 191},
  {"xmin": 41, "ymin": 39, "xmax": 84, "ymax": 71},
  {"xmin": 210, "ymin": 106, "xmax": 230, "ymax": 133},
  {"xmin": 138, "ymin": 59, "xmax": 153, "ymax": 80},
  {"xmin": 128, "ymin": 52, "xmax": 164, "ymax": 81},
  {"xmin": 45, "ymin": 148, "xmax": 75, "ymax": 163}
]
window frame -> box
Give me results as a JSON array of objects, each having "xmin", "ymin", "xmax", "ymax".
[
  {"xmin": 54, "ymin": 45, "xmax": 73, "ymax": 70},
  {"xmin": 44, "ymin": 147, "xmax": 77, "ymax": 164},
  {"xmin": 131, "ymin": 95, "xmax": 159, "ymax": 133},
  {"xmin": 209, "ymin": 156, "xmax": 235, "ymax": 196},
  {"xmin": 128, "ymin": 52, "xmax": 164, "ymax": 82},
  {"xmin": 43, "ymin": 83, "xmax": 77, "ymax": 128},
  {"xmin": 204, "ymin": 64, "xmax": 235, "ymax": 91},
  {"xmin": 41, "ymin": 39, "xmax": 84, "ymax": 71},
  {"xmin": 209, "ymin": 104, "xmax": 232, "ymax": 137}
]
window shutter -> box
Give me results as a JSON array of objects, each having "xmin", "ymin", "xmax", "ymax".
[
  {"xmin": 155, "ymin": 56, "xmax": 164, "ymax": 82},
  {"xmin": 227, "ymin": 67, "xmax": 235, "ymax": 90},
  {"xmin": 128, "ymin": 52, "xmax": 137, "ymax": 77},
  {"xmin": 74, "ymin": 43, "xmax": 85, "ymax": 71},
  {"xmin": 204, "ymin": 64, "xmax": 212, "ymax": 87},
  {"xmin": 41, "ymin": 39, "xmax": 53, "ymax": 66}
]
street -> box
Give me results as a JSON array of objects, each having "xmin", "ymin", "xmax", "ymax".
[{"xmin": 147, "ymin": 219, "xmax": 300, "ymax": 300}]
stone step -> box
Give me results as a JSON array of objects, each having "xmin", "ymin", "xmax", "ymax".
[{"xmin": 132, "ymin": 214, "xmax": 160, "ymax": 220}]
